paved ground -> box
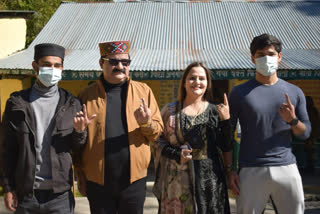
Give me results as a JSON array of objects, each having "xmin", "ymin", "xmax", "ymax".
[{"xmin": 0, "ymin": 169, "xmax": 319, "ymax": 213}]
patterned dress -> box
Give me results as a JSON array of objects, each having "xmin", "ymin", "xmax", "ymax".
[{"xmin": 152, "ymin": 101, "xmax": 232, "ymax": 214}]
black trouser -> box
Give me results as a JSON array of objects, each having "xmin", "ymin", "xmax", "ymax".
[
  {"xmin": 15, "ymin": 190, "xmax": 74, "ymax": 214},
  {"xmin": 86, "ymin": 177, "xmax": 146, "ymax": 214}
]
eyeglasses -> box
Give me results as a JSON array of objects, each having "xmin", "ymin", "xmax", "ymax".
[{"xmin": 103, "ymin": 58, "xmax": 131, "ymax": 67}]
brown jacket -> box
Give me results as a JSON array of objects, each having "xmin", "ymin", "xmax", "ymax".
[{"xmin": 77, "ymin": 77, "xmax": 163, "ymax": 185}]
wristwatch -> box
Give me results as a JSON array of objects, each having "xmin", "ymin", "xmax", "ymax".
[{"xmin": 287, "ymin": 118, "xmax": 299, "ymax": 126}]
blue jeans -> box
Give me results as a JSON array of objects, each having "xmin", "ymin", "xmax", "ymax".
[{"xmin": 15, "ymin": 190, "xmax": 75, "ymax": 214}]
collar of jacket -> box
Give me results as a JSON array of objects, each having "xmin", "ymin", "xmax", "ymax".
[
  {"xmin": 96, "ymin": 75, "xmax": 131, "ymax": 104},
  {"xmin": 9, "ymin": 87, "xmax": 72, "ymax": 112}
]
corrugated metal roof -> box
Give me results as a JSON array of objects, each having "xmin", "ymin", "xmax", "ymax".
[
  {"xmin": 0, "ymin": 1, "xmax": 319, "ymax": 72},
  {"xmin": 109, "ymin": 0, "xmax": 320, "ymax": 2}
]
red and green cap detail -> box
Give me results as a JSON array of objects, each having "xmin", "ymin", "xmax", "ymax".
[{"xmin": 99, "ymin": 41, "xmax": 130, "ymax": 56}]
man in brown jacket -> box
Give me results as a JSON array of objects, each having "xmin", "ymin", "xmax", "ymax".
[{"xmin": 75, "ymin": 41, "xmax": 163, "ymax": 214}]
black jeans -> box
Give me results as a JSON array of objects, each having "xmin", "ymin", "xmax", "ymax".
[
  {"xmin": 86, "ymin": 177, "xmax": 146, "ymax": 214},
  {"xmin": 15, "ymin": 190, "xmax": 74, "ymax": 214}
]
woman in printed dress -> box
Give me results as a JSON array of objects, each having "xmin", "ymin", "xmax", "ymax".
[{"xmin": 152, "ymin": 62, "xmax": 233, "ymax": 214}]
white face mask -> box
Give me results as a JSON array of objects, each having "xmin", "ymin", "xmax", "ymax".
[
  {"xmin": 38, "ymin": 67, "xmax": 62, "ymax": 87},
  {"xmin": 255, "ymin": 56, "xmax": 279, "ymax": 76}
]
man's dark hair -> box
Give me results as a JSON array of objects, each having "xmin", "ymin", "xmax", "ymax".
[{"xmin": 250, "ymin": 33, "xmax": 282, "ymax": 56}]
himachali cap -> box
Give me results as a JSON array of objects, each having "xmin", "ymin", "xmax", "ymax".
[
  {"xmin": 34, "ymin": 43, "xmax": 65, "ymax": 61},
  {"xmin": 99, "ymin": 41, "xmax": 130, "ymax": 56}
]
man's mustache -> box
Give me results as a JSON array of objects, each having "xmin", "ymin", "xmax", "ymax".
[{"xmin": 112, "ymin": 68, "xmax": 126, "ymax": 74}]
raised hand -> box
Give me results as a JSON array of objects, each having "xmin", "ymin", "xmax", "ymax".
[
  {"xmin": 278, "ymin": 93, "xmax": 296, "ymax": 123},
  {"xmin": 216, "ymin": 93, "xmax": 230, "ymax": 121},
  {"xmin": 134, "ymin": 98, "xmax": 152, "ymax": 126},
  {"xmin": 73, "ymin": 104, "xmax": 97, "ymax": 132}
]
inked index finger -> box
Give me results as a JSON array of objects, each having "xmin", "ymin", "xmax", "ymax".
[
  {"xmin": 223, "ymin": 93, "xmax": 229, "ymax": 106},
  {"xmin": 285, "ymin": 93, "xmax": 292, "ymax": 106},
  {"xmin": 141, "ymin": 98, "xmax": 148, "ymax": 111},
  {"xmin": 82, "ymin": 104, "xmax": 88, "ymax": 118}
]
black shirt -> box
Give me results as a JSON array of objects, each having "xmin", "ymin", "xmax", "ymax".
[{"xmin": 101, "ymin": 76, "xmax": 130, "ymax": 192}]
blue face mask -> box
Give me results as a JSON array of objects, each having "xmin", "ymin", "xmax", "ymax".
[
  {"xmin": 38, "ymin": 67, "xmax": 62, "ymax": 87},
  {"xmin": 255, "ymin": 56, "xmax": 278, "ymax": 76}
]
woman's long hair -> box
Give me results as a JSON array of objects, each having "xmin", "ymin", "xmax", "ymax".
[{"xmin": 178, "ymin": 62, "xmax": 213, "ymax": 103}]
